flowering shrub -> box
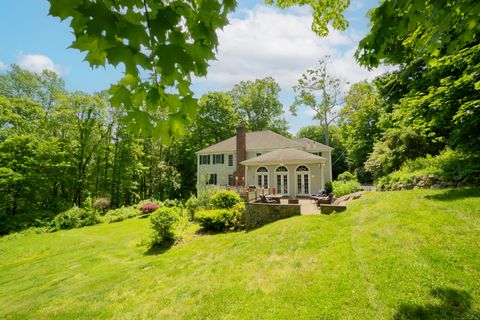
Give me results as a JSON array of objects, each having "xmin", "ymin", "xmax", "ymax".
[{"xmin": 140, "ymin": 202, "xmax": 160, "ymax": 214}]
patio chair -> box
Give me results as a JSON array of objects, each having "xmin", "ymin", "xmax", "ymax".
[
  {"xmin": 309, "ymin": 189, "xmax": 326, "ymax": 202},
  {"xmin": 260, "ymin": 195, "xmax": 277, "ymax": 204},
  {"xmin": 315, "ymin": 193, "xmax": 334, "ymax": 206}
]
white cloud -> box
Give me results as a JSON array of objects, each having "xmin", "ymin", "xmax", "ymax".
[
  {"xmin": 194, "ymin": 5, "xmax": 386, "ymax": 93},
  {"xmin": 17, "ymin": 54, "xmax": 61, "ymax": 74},
  {"xmin": 0, "ymin": 60, "xmax": 6, "ymax": 70}
]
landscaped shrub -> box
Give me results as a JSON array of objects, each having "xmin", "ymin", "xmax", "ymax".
[
  {"xmin": 52, "ymin": 206, "xmax": 101, "ymax": 230},
  {"xmin": 83, "ymin": 195, "xmax": 93, "ymax": 212},
  {"xmin": 324, "ymin": 181, "xmax": 333, "ymax": 195},
  {"xmin": 211, "ymin": 190, "xmax": 242, "ymax": 209},
  {"xmin": 103, "ymin": 206, "xmax": 139, "ymax": 223},
  {"xmin": 185, "ymin": 195, "xmax": 199, "ymax": 219},
  {"xmin": 195, "ymin": 209, "xmax": 235, "ymax": 232},
  {"xmin": 197, "ymin": 186, "xmax": 217, "ymax": 209},
  {"xmin": 92, "ymin": 198, "xmax": 111, "ymax": 214},
  {"xmin": 376, "ymin": 148, "xmax": 480, "ymax": 190},
  {"xmin": 331, "ymin": 171, "xmax": 360, "ymax": 197},
  {"xmin": 337, "ymin": 171, "xmax": 356, "ymax": 181},
  {"xmin": 150, "ymin": 207, "xmax": 181, "ymax": 245},
  {"xmin": 163, "ymin": 199, "xmax": 179, "ymax": 208},
  {"xmin": 140, "ymin": 202, "xmax": 160, "ymax": 214},
  {"xmin": 231, "ymin": 202, "xmax": 246, "ymax": 229}
]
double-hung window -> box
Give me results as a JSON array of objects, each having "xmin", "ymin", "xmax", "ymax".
[
  {"xmin": 200, "ymin": 155, "xmax": 210, "ymax": 165},
  {"xmin": 207, "ymin": 173, "xmax": 217, "ymax": 185},
  {"xmin": 213, "ymin": 154, "xmax": 224, "ymax": 164},
  {"xmin": 228, "ymin": 154, "xmax": 233, "ymax": 166}
]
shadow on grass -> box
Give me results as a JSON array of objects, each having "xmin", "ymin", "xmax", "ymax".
[
  {"xmin": 394, "ymin": 287, "xmax": 479, "ymax": 320},
  {"xmin": 143, "ymin": 238, "xmax": 176, "ymax": 255},
  {"xmin": 424, "ymin": 187, "xmax": 480, "ymax": 202},
  {"xmin": 194, "ymin": 228, "xmax": 221, "ymax": 236}
]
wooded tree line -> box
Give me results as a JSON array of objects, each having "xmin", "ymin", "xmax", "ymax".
[{"xmin": 0, "ymin": 68, "xmax": 290, "ymax": 233}]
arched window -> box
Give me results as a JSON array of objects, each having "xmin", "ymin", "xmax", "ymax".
[
  {"xmin": 256, "ymin": 167, "xmax": 268, "ymax": 188},
  {"xmin": 296, "ymin": 165, "xmax": 309, "ymax": 172},
  {"xmin": 276, "ymin": 166, "xmax": 288, "ymax": 172}
]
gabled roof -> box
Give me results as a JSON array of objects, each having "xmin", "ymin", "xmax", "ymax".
[
  {"xmin": 197, "ymin": 130, "xmax": 302, "ymax": 153},
  {"xmin": 241, "ymin": 148, "xmax": 326, "ymax": 166},
  {"xmin": 294, "ymin": 138, "xmax": 333, "ymax": 151}
]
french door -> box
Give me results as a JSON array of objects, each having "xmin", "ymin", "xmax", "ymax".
[
  {"xmin": 296, "ymin": 173, "xmax": 310, "ymax": 196},
  {"xmin": 257, "ymin": 173, "xmax": 268, "ymax": 189},
  {"xmin": 276, "ymin": 173, "xmax": 288, "ymax": 195}
]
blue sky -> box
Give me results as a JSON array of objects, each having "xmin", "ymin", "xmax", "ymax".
[{"xmin": 0, "ymin": 0, "xmax": 384, "ymax": 135}]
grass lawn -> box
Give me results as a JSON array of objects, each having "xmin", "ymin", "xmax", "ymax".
[{"xmin": 1, "ymin": 188, "xmax": 479, "ymax": 319}]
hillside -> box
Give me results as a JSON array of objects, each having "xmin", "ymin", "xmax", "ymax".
[{"xmin": 1, "ymin": 188, "xmax": 479, "ymax": 319}]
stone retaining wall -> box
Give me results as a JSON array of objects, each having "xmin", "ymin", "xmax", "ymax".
[{"xmin": 245, "ymin": 203, "xmax": 301, "ymax": 230}]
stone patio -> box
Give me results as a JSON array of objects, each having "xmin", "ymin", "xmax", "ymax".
[{"xmin": 279, "ymin": 198, "xmax": 320, "ymax": 215}]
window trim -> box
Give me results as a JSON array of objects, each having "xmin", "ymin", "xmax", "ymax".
[
  {"xmin": 206, "ymin": 173, "xmax": 217, "ymax": 185},
  {"xmin": 255, "ymin": 166, "xmax": 269, "ymax": 188},
  {"xmin": 213, "ymin": 154, "xmax": 224, "ymax": 165},
  {"xmin": 200, "ymin": 154, "xmax": 210, "ymax": 165}
]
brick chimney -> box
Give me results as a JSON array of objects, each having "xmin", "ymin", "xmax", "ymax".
[{"xmin": 236, "ymin": 125, "xmax": 246, "ymax": 186}]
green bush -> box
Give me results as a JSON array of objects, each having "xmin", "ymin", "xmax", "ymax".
[
  {"xmin": 195, "ymin": 209, "xmax": 235, "ymax": 232},
  {"xmin": 337, "ymin": 171, "xmax": 356, "ymax": 181},
  {"xmin": 185, "ymin": 195, "xmax": 199, "ymax": 219},
  {"xmin": 211, "ymin": 190, "xmax": 242, "ymax": 209},
  {"xmin": 150, "ymin": 207, "xmax": 180, "ymax": 245},
  {"xmin": 332, "ymin": 180, "xmax": 361, "ymax": 197},
  {"xmin": 83, "ymin": 195, "xmax": 93, "ymax": 212},
  {"xmin": 163, "ymin": 199, "xmax": 179, "ymax": 208},
  {"xmin": 376, "ymin": 148, "xmax": 480, "ymax": 190},
  {"xmin": 231, "ymin": 202, "xmax": 245, "ymax": 229},
  {"xmin": 103, "ymin": 206, "xmax": 139, "ymax": 223},
  {"xmin": 197, "ymin": 186, "xmax": 217, "ymax": 209},
  {"xmin": 52, "ymin": 206, "xmax": 101, "ymax": 230},
  {"xmin": 324, "ymin": 181, "xmax": 333, "ymax": 195},
  {"xmin": 331, "ymin": 171, "xmax": 360, "ymax": 197}
]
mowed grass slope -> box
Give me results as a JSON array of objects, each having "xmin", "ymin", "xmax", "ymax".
[{"xmin": 1, "ymin": 188, "xmax": 479, "ymax": 319}]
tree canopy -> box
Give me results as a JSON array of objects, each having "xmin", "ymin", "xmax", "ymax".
[
  {"xmin": 291, "ymin": 58, "xmax": 343, "ymax": 145},
  {"xmin": 356, "ymin": 0, "xmax": 480, "ymax": 67},
  {"xmin": 48, "ymin": 0, "xmax": 351, "ymax": 139},
  {"xmin": 230, "ymin": 77, "xmax": 289, "ymax": 136}
]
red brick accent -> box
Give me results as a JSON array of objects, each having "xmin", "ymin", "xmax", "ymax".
[{"xmin": 236, "ymin": 126, "xmax": 246, "ymax": 186}]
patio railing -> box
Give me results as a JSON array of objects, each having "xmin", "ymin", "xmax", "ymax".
[{"xmin": 223, "ymin": 186, "xmax": 277, "ymax": 202}]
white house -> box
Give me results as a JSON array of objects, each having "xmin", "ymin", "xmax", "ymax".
[{"xmin": 196, "ymin": 126, "xmax": 333, "ymax": 198}]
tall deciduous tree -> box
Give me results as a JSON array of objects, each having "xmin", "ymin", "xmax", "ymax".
[
  {"xmin": 195, "ymin": 92, "xmax": 240, "ymax": 145},
  {"xmin": 339, "ymin": 81, "xmax": 382, "ymax": 171},
  {"xmin": 230, "ymin": 77, "xmax": 289, "ymax": 135},
  {"xmin": 290, "ymin": 59, "xmax": 343, "ymax": 145}
]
